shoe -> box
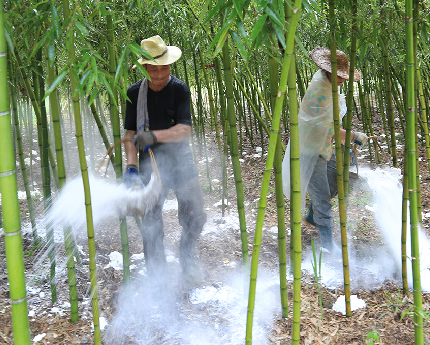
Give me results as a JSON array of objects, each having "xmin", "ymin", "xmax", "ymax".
[
  {"xmin": 303, "ymin": 204, "xmax": 316, "ymax": 227},
  {"xmin": 318, "ymin": 225, "xmax": 341, "ymax": 256},
  {"xmin": 181, "ymin": 257, "xmax": 203, "ymax": 286}
]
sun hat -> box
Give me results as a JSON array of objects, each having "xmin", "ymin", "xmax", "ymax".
[
  {"xmin": 137, "ymin": 35, "xmax": 182, "ymax": 65},
  {"xmin": 311, "ymin": 47, "xmax": 361, "ymax": 81}
]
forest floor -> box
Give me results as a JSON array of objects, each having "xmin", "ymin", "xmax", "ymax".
[{"xmin": 1, "ymin": 108, "xmax": 430, "ymax": 345}]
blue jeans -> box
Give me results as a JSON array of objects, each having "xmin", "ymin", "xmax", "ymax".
[{"xmin": 307, "ymin": 154, "xmax": 338, "ymax": 228}]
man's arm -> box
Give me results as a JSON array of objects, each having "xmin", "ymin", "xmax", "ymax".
[
  {"xmin": 152, "ymin": 123, "xmax": 191, "ymax": 143},
  {"xmin": 124, "ymin": 130, "xmax": 138, "ymax": 165}
]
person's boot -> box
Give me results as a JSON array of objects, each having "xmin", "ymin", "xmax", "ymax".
[
  {"xmin": 179, "ymin": 230, "xmax": 203, "ymax": 286},
  {"xmin": 318, "ymin": 225, "xmax": 341, "ymax": 255},
  {"xmin": 303, "ymin": 204, "xmax": 316, "ymax": 227}
]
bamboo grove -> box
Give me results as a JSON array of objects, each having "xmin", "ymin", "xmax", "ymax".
[{"xmin": 0, "ymin": 0, "xmax": 429, "ymax": 344}]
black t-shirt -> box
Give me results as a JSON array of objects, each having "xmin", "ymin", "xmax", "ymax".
[
  {"xmin": 124, "ymin": 75, "xmax": 192, "ymax": 131},
  {"xmin": 124, "ymin": 76, "xmax": 197, "ymax": 185}
]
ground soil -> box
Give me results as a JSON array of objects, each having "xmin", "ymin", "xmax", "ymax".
[{"xmin": 1, "ymin": 104, "xmax": 430, "ymax": 345}]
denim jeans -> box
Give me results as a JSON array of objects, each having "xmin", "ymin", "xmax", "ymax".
[{"xmin": 307, "ymin": 153, "xmax": 338, "ymax": 228}]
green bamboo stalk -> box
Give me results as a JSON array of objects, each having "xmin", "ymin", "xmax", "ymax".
[
  {"xmin": 343, "ymin": 0, "xmax": 358, "ymax": 194},
  {"xmin": 222, "ymin": 36, "xmax": 249, "ymax": 268},
  {"xmin": 416, "ymin": 66, "xmax": 430, "ymax": 175},
  {"xmin": 289, "ymin": 52, "xmax": 302, "ymax": 343},
  {"xmin": 246, "ymin": 2, "xmax": 302, "ymax": 343},
  {"xmin": 0, "ymin": 2, "xmax": 31, "ymax": 341},
  {"xmin": 35, "ymin": 47, "xmax": 57, "ymax": 303},
  {"xmin": 12, "ymin": 51, "xmax": 59, "ymax": 188},
  {"xmin": 412, "ymin": 4, "xmax": 423, "ymax": 226},
  {"xmin": 268, "ymin": 45, "xmax": 288, "ymax": 318},
  {"xmin": 405, "ymin": 0, "xmax": 423, "ymax": 343},
  {"xmin": 198, "ymin": 47, "xmax": 217, "ymax": 192},
  {"xmin": 47, "ymin": 50, "xmax": 79, "ymax": 321},
  {"xmin": 381, "ymin": 39, "xmax": 398, "ymax": 167},
  {"xmin": 63, "ymin": 1, "xmax": 101, "ymax": 343},
  {"xmin": 107, "ymin": 13, "xmax": 130, "ymax": 284},
  {"xmin": 213, "ymin": 56, "xmax": 229, "ymax": 216},
  {"xmin": 10, "ymin": 78, "xmax": 40, "ymax": 246},
  {"xmin": 329, "ymin": 0, "xmax": 351, "ymax": 317},
  {"xmin": 402, "ymin": 145, "xmax": 409, "ymax": 295},
  {"xmin": 357, "ymin": 81, "xmax": 374, "ymax": 160}
]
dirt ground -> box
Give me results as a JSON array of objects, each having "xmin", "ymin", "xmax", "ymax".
[{"xmin": 1, "ymin": 105, "xmax": 430, "ymax": 344}]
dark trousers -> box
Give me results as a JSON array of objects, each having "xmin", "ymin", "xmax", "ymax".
[{"xmin": 140, "ymin": 176, "xmax": 206, "ymax": 275}]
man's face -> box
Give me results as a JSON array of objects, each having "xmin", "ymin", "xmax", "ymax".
[
  {"xmin": 326, "ymin": 71, "xmax": 347, "ymax": 87},
  {"xmin": 336, "ymin": 75, "xmax": 346, "ymax": 87},
  {"xmin": 144, "ymin": 64, "xmax": 171, "ymax": 91}
]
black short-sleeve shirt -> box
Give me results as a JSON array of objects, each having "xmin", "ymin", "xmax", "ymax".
[
  {"xmin": 124, "ymin": 75, "xmax": 192, "ymax": 131},
  {"xmin": 124, "ymin": 76, "xmax": 197, "ymax": 185}
]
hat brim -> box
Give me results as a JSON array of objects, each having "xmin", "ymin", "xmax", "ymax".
[
  {"xmin": 311, "ymin": 47, "xmax": 361, "ymax": 82},
  {"xmin": 137, "ymin": 46, "xmax": 182, "ymax": 66}
]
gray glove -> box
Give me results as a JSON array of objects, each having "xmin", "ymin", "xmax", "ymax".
[
  {"xmin": 353, "ymin": 131, "xmax": 368, "ymax": 146},
  {"xmin": 132, "ymin": 130, "xmax": 157, "ymax": 151}
]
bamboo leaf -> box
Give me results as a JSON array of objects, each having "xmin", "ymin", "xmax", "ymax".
[
  {"xmin": 115, "ymin": 45, "xmax": 128, "ymax": 82},
  {"xmin": 213, "ymin": 18, "xmax": 235, "ymax": 57},
  {"xmin": 88, "ymin": 87, "xmax": 99, "ymax": 106},
  {"xmin": 51, "ymin": 5, "xmax": 60, "ymax": 38},
  {"xmin": 75, "ymin": 20, "xmax": 89, "ymax": 35},
  {"xmin": 99, "ymin": 74, "xmax": 117, "ymax": 108},
  {"xmin": 86, "ymin": 71, "xmax": 96, "ymax": 95},
  {"xmin": 129, "ymin": 42, "xmax": 154, "ymax": 62},
  {"xmin": 236, "ymin": 21, "xmax": 248, "ymax": 45},
  {"xmin": 115, "ymin": 82, "xmax": 129, "ymax": 102},
  {"xmin": 198, "ymin": 0, "xmax": 211, "ymax": 23},
  {"xmin": 43, "ymin": 69, "xmax": 68, "ymax": 100},
  {"xmin": 273, "ymin": 20, "xmax": 286, "ymax": 49},
  {"xmin": 294, "ymin": 33, "xmax": 307, "ymax": 55},
  {"xmin": 232, "ymin": 0, "xmax": 244, "ymax": 22},
  {"xmin": 89, "ymin": 56, "xmax": 97, "ymax": 80},
  {"xmin": 204, "ymin": 0, "xmax": 229, "ymax": 25},
  {"xmin": 28, "ymin": 28, "xmax": 51, "ymax": 60},
  {"xmin": 231, "ymin": 31, "xmax": 248, "ymax": 63},
  {"xmin": 250, "ymin": 14, "xmax": 268, "ymax": 41},
  {"xmin": 130, "ymin": 54, "xmax": 150, "ymax": 79},
  {"xmin": 265, "ymin": 5, "xmax": 284, "ymax": 29}
]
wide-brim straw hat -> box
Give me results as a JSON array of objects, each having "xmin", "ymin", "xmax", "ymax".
[
  {"xmin": 311, "ymin": 47, "xmax": 361, "ymax": 81},
  {"xmin": 137, "ymin": 35, "xmax": 182, "ymax": 65}
]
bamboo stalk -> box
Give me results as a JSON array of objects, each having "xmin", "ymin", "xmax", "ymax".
[
  {"xmin": 268, "ymin": 45, "xmax": 288, "ymax": 318},
  {"xmin": 63, "ymin": 1, "xmax": 101, "ymax": 343},
  {"xmin": 0, "ymin": 2, "xmax": 31, "ymax": 341},
  {"xmin": 10, "ymin": 78, "xmax": 40, "ymax": 246},
  {"xmin": 222, "ymin": 36, "xmax": 249, "ymax": 268},
  {"xmin": 245, "ymin": 2, "xmax": 302, "ymax": 343},
  {"xmin": 405, "ymin": 0, "xmax": 423, "ymax": 342},
  {"xmin": 342, "ymin": 0, "xmax": 359, "ymax": 195},
  {"xmin": 46, "ymin": 49, "xmax": 79, "ymax": 321},
  {"xmin": 107, "ymin": 13, "xmax": 130, "ymax": 284},
  {"xmin": 329, "ymin": 0, "xmax": 351, "ymax": 317}
]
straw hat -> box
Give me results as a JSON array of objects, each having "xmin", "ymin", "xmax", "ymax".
[
  {"xmin": 137, "ymin": 35, "xmax": 182, "ymax": 65},
  {"xmin": 311, "ymin": 47, "xmax": 361, "ymax": 81}
]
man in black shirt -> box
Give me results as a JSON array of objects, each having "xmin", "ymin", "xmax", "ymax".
[{"xmin": 123, "ymin": 35, "xmax": 206, "ymax": 282}]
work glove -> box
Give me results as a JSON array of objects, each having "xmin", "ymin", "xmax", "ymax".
[
  {"xmin": 353, "ymin": 131, "xmax": 368, "ymax": 146},
  {"xmin": 132, "ymin": 129, "xmax": 157, "ymax": 151},
  {"xmin": 123, "ymin": 164, "xmax": 143, "ymax": 189}
]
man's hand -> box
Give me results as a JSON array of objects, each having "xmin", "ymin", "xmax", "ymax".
[
  {"xmin": 132, "ymin": 130, "xmax": 157, "ymax": 151},
  {"xmin": 123, "ymin": 164, "xmax": 143, "ymax": 188},
  {"xmin": 353, "ymin": 131, "xmax": 368, "ymax": 146}
]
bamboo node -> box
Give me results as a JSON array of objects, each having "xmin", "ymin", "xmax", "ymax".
[
  {"xmin": 4, "ymin": 230, "xmax": 21, "ymax": 237},
  {"xmin": 0, "ymin": 169, "xmax": 14, "ymax": 178},
  {"xmin": 11, "ymin": 296, "xmax": 27, "ymax": 304}
]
